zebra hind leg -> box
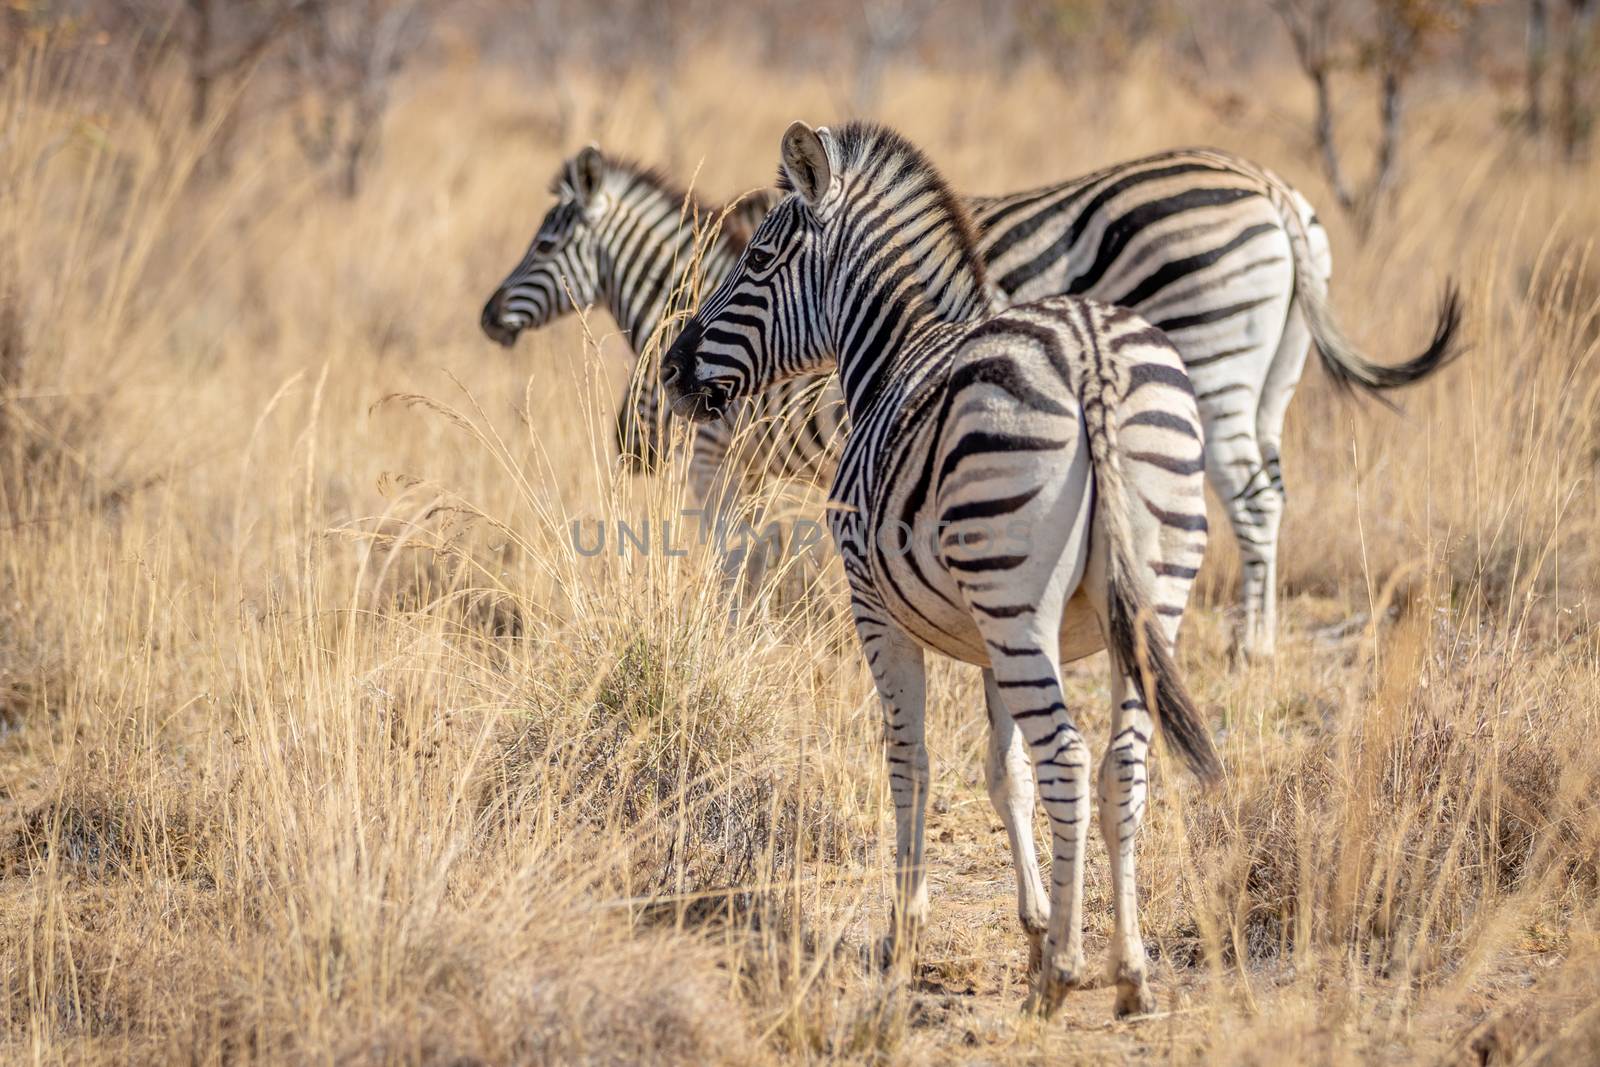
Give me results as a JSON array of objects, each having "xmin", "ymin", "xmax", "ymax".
[
  {"xmin": 1098, "ymin": 668, "xmax": 1158, "ymax": 1017},
  {"xmin": 980, "ymin": 634, "xmax": 1092, "ymax": 1018},
  {"xmin": 1199, "ymin": 403, "xmax": 1282, "ymax": 661},
  {"xmin": 1249, "ymin": 301, "xmax": 1314, "ymax": 660},
  {"xmin": 982, "ymin": 668, "xmax": 1050, "ymax": 979}
]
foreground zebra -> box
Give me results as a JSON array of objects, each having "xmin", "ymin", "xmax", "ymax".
[
  {"xmin": 482, "ymin": 145, "xmax": 1460, "ymax": 656},
  {"xmin": 661, "ymin": 120, "xmax": 1224, "ymax": 1019}
]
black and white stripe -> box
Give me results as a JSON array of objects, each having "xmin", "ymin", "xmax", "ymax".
[
  {"xmin": 484, "ymin": 145, "xmax": 1461, "ymax": 654},
  {"xmin": 966, "ymin": 151, "xmax": 1459, "ymax": 656},
  {"xmin": 661, "ymin": 121, "xmax": 1223, "ymax": 1020}
]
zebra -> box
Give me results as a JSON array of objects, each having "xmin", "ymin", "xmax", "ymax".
[
  {"xmin": 477, "ymin": 144, "xmax": 770, "ymax": 469},
  {"xmin": 482, "ymin": 145, "xmax": 1461, "ymax": 656},
  {"xmin": 661, "ymin": 120, "xmax": 1224, "ymax": 1020},
  {"xmin": 479, "ymin": 146, "xmax": 810, "ymax": 591}
]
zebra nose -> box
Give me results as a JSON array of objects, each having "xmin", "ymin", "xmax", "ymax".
[
  {"xmin": 661, "ymin": 319, "xmax": 704, "ymax": 392},
  {"xmin": 481, "ymin": 290, "xmax": 506, "ymax": 327},
  {"xmin": 480, "ymin": 290, "xmax": 520, "ymax": 346}
]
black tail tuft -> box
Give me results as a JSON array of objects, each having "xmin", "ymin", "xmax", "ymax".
[
  {"xmin": 1315, "ymin": 281, "xmax": 1465, "ymax": 405},
  {"xmin": 1106, "ymin": 552, "xmax": 1223, "ymax": 786}
]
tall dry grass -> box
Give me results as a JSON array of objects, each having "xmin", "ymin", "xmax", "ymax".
[{"xmin": 2, "ymin": 39, "xmax": 1598, "ymax": 1065}]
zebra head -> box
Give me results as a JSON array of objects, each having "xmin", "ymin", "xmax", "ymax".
[
  {"xmin": 660, "ymin": 123, "xmax": 838, "ymax": 422},
  {"xmin": 479, "ymin": 146, "xmax": 608, "ymax": 347}
]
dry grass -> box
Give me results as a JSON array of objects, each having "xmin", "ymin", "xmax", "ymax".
[{"xmin": 2, "ymin": 39, "xmax": 1599, "ymax": 1065}]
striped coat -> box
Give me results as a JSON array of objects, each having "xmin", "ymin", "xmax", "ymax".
[{"xmin": 484, "ymin": 145, "xmax": 1459, "ymax": 652}]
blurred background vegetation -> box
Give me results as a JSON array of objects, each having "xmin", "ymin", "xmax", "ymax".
[{"xmin": 5, "ymin": 0, "xmax": 1596, "ymax": 208}]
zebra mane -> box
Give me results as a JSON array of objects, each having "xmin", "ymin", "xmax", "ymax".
[
  {"xmin": 776, "ymin": 121, "xmax": 991, "ymax": 302},
  {"xmin": 550, "ymin": 149, "xmax": 710, "ymax": 215},
  {"xmin": 552, "ymin": 150, "xmax": 773, "ymax": 248}
]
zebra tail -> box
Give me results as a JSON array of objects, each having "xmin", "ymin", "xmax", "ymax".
[
  {"xmin": 1084, "ymin": 382, "xmax": 1224, "ymax": 787},
  {"xmin": 1276, "ymin": 193, "xmax": 1464, "ymax": 405}
]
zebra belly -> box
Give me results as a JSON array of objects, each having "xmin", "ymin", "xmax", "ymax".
[
  {"xmin": 1057, "ymin": 589, "xmax": 1107, "ymax": 663},
  {"xmin": 864, "ymin": 561, "xmax": 1106, "ymax": 669}
]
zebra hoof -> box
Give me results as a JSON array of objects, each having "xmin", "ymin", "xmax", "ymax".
[
  {"xmin": 1238, "ymin": 626, "xmax": 1276, "ymax": 662},
  {"xmin": 1233, "ymin": 641, "xmax": 1276, "ymax": 666},
  {"xmin": 1112, "ymin": 962, "xmax": 1155, "ymax": 1018},
  {"xmin": 1025, "ymin": 975, "xmax": 1066, "ymax": 1019},
  {"xmin": 1113, "ymin": 978, "xmax": 1156, "ymax": 1018},
  {"xmin": 872, "ymin": 924, "xmax": 922, "ymax": 974},
  {"xmin": 1025, "ymin": 956, "xmax": 1083, "ymax": 1018}
]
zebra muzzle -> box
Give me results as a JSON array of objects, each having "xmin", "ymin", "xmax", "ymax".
[
  {"xmin": 666, "ymin": 385, "xmax": 726, "ymax": 423},
  {"xmin": 479, "ymin": 291, "xmax": 522, "ymax": 347},
  {"xmin": 660, "ymin": 320, "xmax": 724, "ymax": 421}
]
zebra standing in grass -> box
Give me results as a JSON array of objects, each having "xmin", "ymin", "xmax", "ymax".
[
  {"xmin": 479, "ymin": 146, "xmax": 819, "ymax": 589},
  {"xmin": 483, "ymin": 144, "xmax": 1460, "ymax": 656},
  {"xmin": 661, "ymin": 120, "xmax": 1223, "ymax": 1020}
]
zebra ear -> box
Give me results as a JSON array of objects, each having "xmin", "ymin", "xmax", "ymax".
[
  {"xmin": 573, "ymin": 144, "xmax": 605, "ymax": 204},
  {"xmin": 780, "ymin": 121, "xmax": 832, "ymax": 210}
]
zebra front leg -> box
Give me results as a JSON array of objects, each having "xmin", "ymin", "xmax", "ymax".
[
  {"xmin": 1098, "ymin": 671, "xmax": 1157, "ymax": 1017},
  {"xmin": 982, "ymin": 668, "xmax": 1050, "ymax": 979},
  {"xmin": 715, "ymin": 497, "xmax": 771, "ymax": 623},
  {"xmin": 861, "ymin": 623, "xmax": 930, "ymax": 969},
  {"xmin": 688, "ymin": 424, "xmax": 761, "ymax": 621}
]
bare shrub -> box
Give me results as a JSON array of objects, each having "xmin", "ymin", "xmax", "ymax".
[
  {"xmin": 285, "ymin": 0, "xmax": 434, "ymax": 198},
  {"xmin": 1274, "ymin": 0, "xmax": 1477, "ymax": 238}
]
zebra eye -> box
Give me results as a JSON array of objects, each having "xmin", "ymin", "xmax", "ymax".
[
  {"xmin": 746, "ymin": 247, "xmax": 774, "ymax": 271},
  {"xmin": 535, "ymin": 236, "xmax": 559, "ymax": 255}
]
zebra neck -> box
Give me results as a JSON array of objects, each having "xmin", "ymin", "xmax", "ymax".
[
  {"xmin": 823, "ymin": 215, "xmax": 992, "ymax": 418},
  {"xmin": 829, "ymin": 301, "xmax": 962, "ymax": 419},
  {"xmin": 595, "ymin": 199, "xmax": 735, "ymax": 357},
  {"xmin": 826, "ymin": 253, "xmax": 989, "ymax": 415}
]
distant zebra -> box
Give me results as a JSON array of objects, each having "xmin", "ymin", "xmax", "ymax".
[
  {"xmin": 479, "ymin": 146, "xmax": 809, "ymax": 589},
  {"xmin": 476, "ymin": 145, "xmax": 775, "ymax": 470},
  {"xmin": 482, "ymin": 145, "xmax": 1461, "ymax": 655},
  {"xmin": 662, "ymin": 120, "xmax": 1223, "ymax": 1020}
]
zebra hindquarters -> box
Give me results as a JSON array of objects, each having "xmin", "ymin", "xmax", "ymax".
[
  {"xmin": 1134, "ymin": 210, "xmax": 1293, "ymax": 659},
  {"xmin": 944, "ymin": 298, "xmax": 1212, "ymax": 1018},
  {"xmin": 1113, "ymin": 358, "xmax": 1212, "ymax": 648}
]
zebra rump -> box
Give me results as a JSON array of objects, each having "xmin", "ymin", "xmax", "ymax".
[{"xmin": 1079, "ymin": 325, "xmax": 1223, "ymax": 786}]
